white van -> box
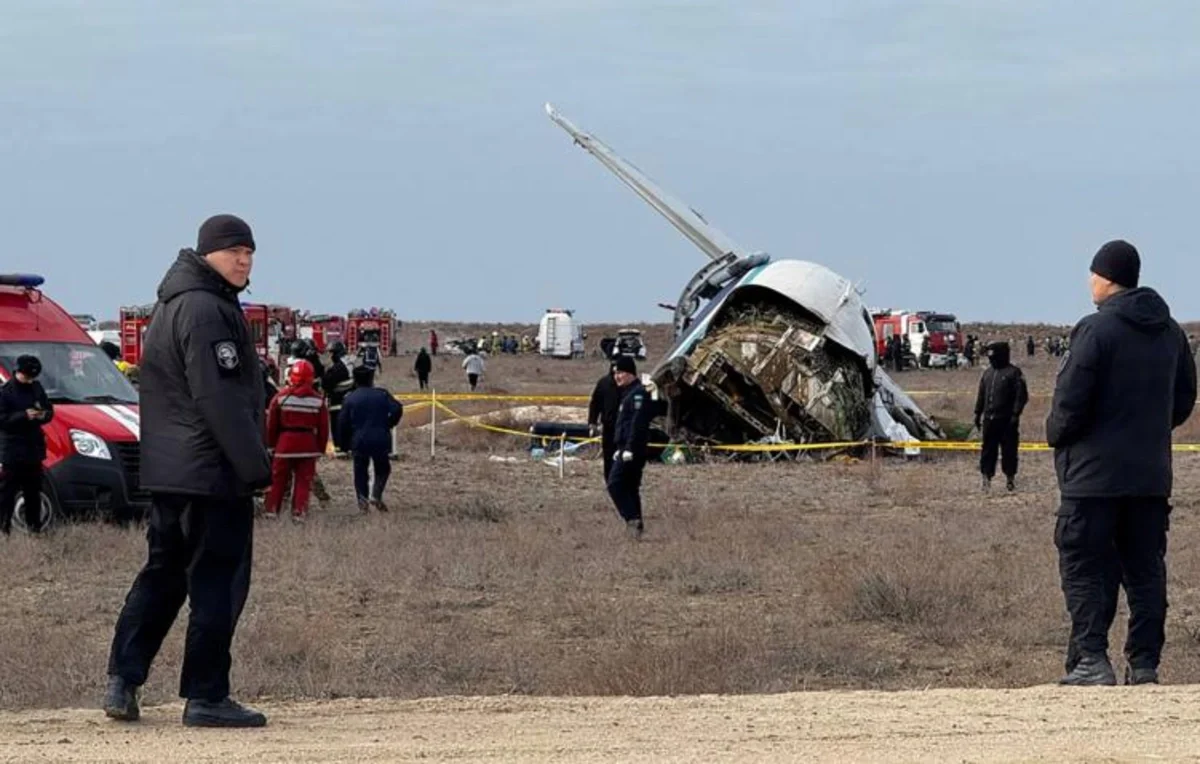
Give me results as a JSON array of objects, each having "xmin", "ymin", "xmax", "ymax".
[{"xmin": 537, "ymin": 309, "xmax": 585, "ymax": 359}]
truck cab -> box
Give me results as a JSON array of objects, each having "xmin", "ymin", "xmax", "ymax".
[{"xmin": 1, "ymin": 275, "xmax": 147, "ymax": 530}]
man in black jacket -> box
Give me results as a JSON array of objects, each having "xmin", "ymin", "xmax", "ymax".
[
  {"xmin": 0, "ymin": 355, "xmax": 54, "ymax": 535},
  {"xmin": 974, "ymin": 341, "xmax": 1029, "ymax": 492},
  {"xmin": 323, "ymin": 341, "xmax": 353, "ymax": 455},
  {"xmin": 587, "ymin": 362, "xmax": 621, "ymax": 481},
  {"xmin": 105, "ymin": 215, "xmax": 271, "ymax": 728},
  {"xmin": 1048, "ymin": 239, "xmax": 1197, "ymax": 687},
  {"xmin": 414, "ymin": 347, "xmax": 433, "ymax": 391},
  {"xmin": 606, "ymin": 357, "xmax": 654, "ymax": 540}
]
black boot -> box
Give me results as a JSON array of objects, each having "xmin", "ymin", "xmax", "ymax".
[
  {"xmin": 1059, "ymin": 654, "xmax": 1117, "ymax": 686},
  {"xmin": 1125, "ymin": 665, "xmax": 1159, "ymax": 685},
  {"xmin": 103, "ymin": 676, "xmax": 141, "ymax": 722},
  {"xmin": 1006, "ymin": 476, "xmax": 1016, "ymax": 492},
  {"xmin": 182, "ymin": 697, "xmax": 267, "ymax": 728}
]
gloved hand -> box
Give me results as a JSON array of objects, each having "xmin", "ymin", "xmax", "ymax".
[
  {"xmin": 620, "ymin": 450, "xmax": 634, "ymax": 463},
  {"xmin": 589, "ymin": 424, "xmax": 599, "ymax": 438},
  {"xmin": 973, "ymin": 416, "xmax": 981, "ymax": 430}
]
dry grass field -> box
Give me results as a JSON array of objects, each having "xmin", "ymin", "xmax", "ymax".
[{"xmin": 2, "ymin": 320, "xmax": 1200, "ymax": 760}]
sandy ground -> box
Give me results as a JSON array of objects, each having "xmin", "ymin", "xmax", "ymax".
[{"xmin": 4, "ymin": 687, "xmax": 1200, "ymax": 763}]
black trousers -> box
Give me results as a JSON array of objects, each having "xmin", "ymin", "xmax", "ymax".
[
  {"xmin": 108, "ymin": 493, "xmax": 253, "ymax": 700},
  {"xmin": 467, "ymin": 373, "xmax": 479, "ymax": 391},
  {"xmin": 0, "ymin": 462, "xmax": 43, "ymax": 534},
  {"xmin": 353, "ymin": 452, "xmax": 391, "ymax": 501},
  {"xmin": 1055, "ymin": 497, "xmax": 1170, "ymax": 672},
  {"xmin": 418, "ymin": 373, "xmax": 429, "ymax": 391},
  {"xmin": 600, "ymin": 431, "xmax": 615, "ymax": 483},
  {"xmin": 980, "ymin": 418, "xmax": 1019, "ymax": 478},
  {"xmin": 607, "ymin": 457, "xmax": 644, "ymax": 523}
]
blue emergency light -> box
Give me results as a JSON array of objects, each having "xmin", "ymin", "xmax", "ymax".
[{"xmin": 0, "ymin": 274, "xmax": 45, "ymax": 288}]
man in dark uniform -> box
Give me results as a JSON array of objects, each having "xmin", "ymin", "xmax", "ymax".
[
  {"xmin": 1048, "ymin": 240, "xmax": 1196, "ymax": 686},
  {"xmin": 0, "ymin": 355, "xmax": 54, "ymax": 535},
  {"xmin": 973, "ymin": 341, "xmax": 1029, "ymax": 492},
  {"xmin": 104, "ymin": 214, "xmax": 271, "ymax": 727},
  {"xmin": 587, "ymin": 362, "xmax": 621, "ymax": 481},
  {"xmin": 323, "ymin": 341, "xmax": 354, "ymax": 456},
  {"xmin": 606, "ymin": 357, "xmax": 654, "ymax": 540}
]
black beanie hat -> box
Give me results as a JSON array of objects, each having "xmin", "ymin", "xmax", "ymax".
[
  {"xmin": 1090, "ymin": 239, "xmax": 1140, "ymax": 289},
  {"xmin": 352, "ymin": 365, "xmax": 375, "ymax": 386},
  {"xmin": 613, "ymin": 356, "xmax": 637, "ymax": 375},
  {"xmin": 16, "ymin": 355, "xmax": 41, "ymax": 377},
  {"xmin": 197, "ymin": 214, "xmax": 256, "ymax": 256}
]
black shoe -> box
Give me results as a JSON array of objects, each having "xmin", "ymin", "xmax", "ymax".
[
  {"xmin": 981, "ymin": 476, "xmax": 991, "ymax": 492},
  {"xmin": 371, "ymin": 498, "xmax": 389, "ymax": 513},
  {"xmin": 182, "ymin": 697, "xmax": 267, "ymax": 728},
  {"xmin": 103, "ymin": 676, "xmax": 140, "ymax": 722},
  {"xmin": 1059, "ymin": 654, "xmax": 1117, "ymax": 686},
  {"xmin": 1006, "ymin": 476, "xmax": 1016, "ymax": 492},
  {"xmin": 1126, "ymin": 666, "xmax": 1159, "ymax": 685}
]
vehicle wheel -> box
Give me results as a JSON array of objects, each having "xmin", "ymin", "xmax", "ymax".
[{"xmin": 12, "ymin": 481, "xmax": 60, "ymax": 534}]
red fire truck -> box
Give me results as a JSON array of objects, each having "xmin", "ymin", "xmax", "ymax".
[
  {"xmin": 345, "ymin": 309, "xmax": 397, "ymax": 358},
  {"xmin": 872, "ymin": 309, "xmax": 962, "ymax": 368},
  {"xmin": 299, "ymin": 313, "xmax": 344, "ymax": 354},
  {"xmin": 119, "ymin": 304, "xmax": 155, "ymax": 366},
  {"xmin": 3, "ymin": 275, "xmax": 148, "ymax": 530},
  {"xmin": 914, "ymin": 311, "xmax": 963, "ymax": 366}
]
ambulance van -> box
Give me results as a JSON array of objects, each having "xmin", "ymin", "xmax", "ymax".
[{"xmin": 0, "ymin": 275, "xmax": 147, "ymax": 531}]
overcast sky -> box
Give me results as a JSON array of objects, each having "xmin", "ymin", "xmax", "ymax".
[{"xmin": 4, "ymin": 1, "xmax": 1197, "ymax": 325}]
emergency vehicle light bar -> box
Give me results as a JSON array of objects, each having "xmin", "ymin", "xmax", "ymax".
[{"xmin": 0, "ymin": 274, "xmax": 45, "ymax": 288}]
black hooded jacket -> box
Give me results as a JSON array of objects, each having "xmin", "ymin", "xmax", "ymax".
[
  {"xmin": 974, "ymin": 343, "xmax": 1029, "ymax": 424},
  {"xmin": 138, "ymin": 250, "xmax": 271, "ymax": 498},
  {"xmin": 1047, "ymin": 287, "xmax": 1197, "ymax": 498},
  {"xmin": 0, "ymin": 378, "xmax": 54, "ymax": 465}
]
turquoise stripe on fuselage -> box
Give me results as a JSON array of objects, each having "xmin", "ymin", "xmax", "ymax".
[{"xmin": 665, "ymin": 263, "xmax": 769, "ymax": 362}]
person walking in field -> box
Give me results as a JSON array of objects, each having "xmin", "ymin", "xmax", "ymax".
[
  {"xmin": 1048, "ymin": 240, "xmax": 1196, "ymax": 686},
  {"xmin": 414, "ymin": 347, "xmax": 432, "ymax": 391},
  {"xmin": 264, "ymin": 359, "xmax": 329, "ymax": 523},
  {"xmin": 462, "ymin": 351, "xmax": 485, "ymax": 392},
  {"xmin": 974, "ymin": 341, "xmax": 1029, "ymax": 492},
  {"xmin": 339, "ymin": 366, "xmax": 403, "ymax": 512}
]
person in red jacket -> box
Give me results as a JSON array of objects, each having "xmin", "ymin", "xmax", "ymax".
[{"xmin": 264, "ymin": 359, "xmax": 329, "ymax": 522}]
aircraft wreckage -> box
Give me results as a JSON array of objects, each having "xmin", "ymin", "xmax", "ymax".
[{"xmin": 545, "ymin": 104, "xmax": 943, "ymax": 450}]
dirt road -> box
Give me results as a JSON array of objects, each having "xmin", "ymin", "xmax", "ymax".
[{"xmin": 3, "ymin": 687, "xmax": 1200, "ymax": 763}]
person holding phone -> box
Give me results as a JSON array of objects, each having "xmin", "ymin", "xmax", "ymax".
[{"xmin": 0, "ymin": 355, "xmax": 54, "ymax": 535}]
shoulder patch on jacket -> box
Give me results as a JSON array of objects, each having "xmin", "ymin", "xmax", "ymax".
[{"xmin": 213, "ymin": 340, "xmax": 241, "ymax": 375}]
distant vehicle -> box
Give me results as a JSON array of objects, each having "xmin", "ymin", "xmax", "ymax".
[
  {"xmin": 72, "ymin": 314, "xmax": 99, "ymax": 332},
  {"xmin": 538, "ymin": 309, "xmax": 586, "ymax": 359},
  {"xmin": 87, "ymin": 329, "xmax": 121, "ymax": 347},
  {"xmin": 119, "ymin": 304, "xmax": 155, "ymax": 366},
  {"xmin": 346, "ymin": 309, "xmax": 397, "ymax": 358},
  {"xmin": 914, "ymin": 311, "xmax": 963, "ymax": 368},
  {"xmin": 600, "ymin": 328, "xmax": 648, "ymax": 360},
  {"xmin": 2, "ymin": 274, "xmax": 147, "ymax": 531}
]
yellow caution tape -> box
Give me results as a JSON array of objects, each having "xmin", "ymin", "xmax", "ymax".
[{"xmin": 426, "ymin": 402, "xmax": 1200, "ymax": 455}]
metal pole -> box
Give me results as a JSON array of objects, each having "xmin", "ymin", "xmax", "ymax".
[
  {"xmin": 559, "ymin": 432, "xmax": 566, "ymax": 479},
  {"xmin": 430, "ymin": 389, "xmax": 437, "ymax": 459}
]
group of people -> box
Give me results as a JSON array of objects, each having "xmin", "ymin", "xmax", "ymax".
[{"xmin": 1, "ymin": 214, "xmax": 1190, "ymax": 731}]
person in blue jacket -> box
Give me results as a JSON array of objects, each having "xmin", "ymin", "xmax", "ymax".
[{"xmin": 339, "ymin": 366, "xmax": 403, "ymax": 512}]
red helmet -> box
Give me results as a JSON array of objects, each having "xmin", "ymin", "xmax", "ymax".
[{"xmin": 288, "ymin": 359, "xmax": 314, "ymax": 387}]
